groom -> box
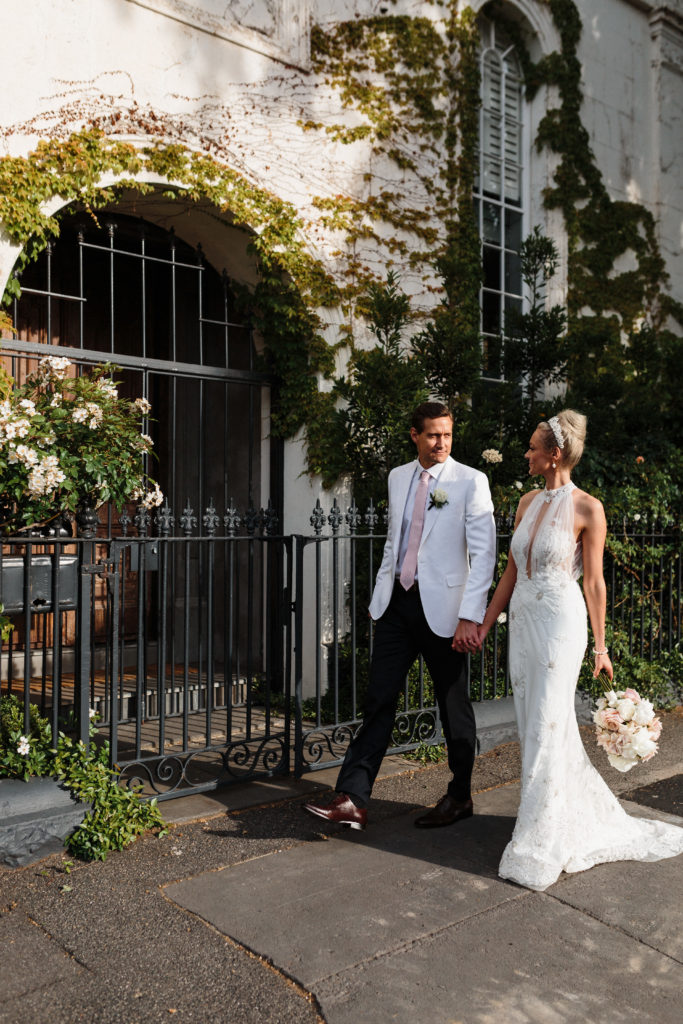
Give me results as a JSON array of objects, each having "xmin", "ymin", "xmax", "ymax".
[{"xmin": 304, "ymin": 401, "xmax": 496, "ymax": 830}]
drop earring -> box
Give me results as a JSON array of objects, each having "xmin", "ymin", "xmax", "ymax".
[{"xmin": 552, "ymin": 462, "xmax": 556, "ymax": 469}]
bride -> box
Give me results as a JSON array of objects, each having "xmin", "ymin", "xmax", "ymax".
[{"xmin": 478, "ymin": 409, "xmax": 683, "ymax": 891}]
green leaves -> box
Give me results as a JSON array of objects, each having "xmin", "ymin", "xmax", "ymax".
[
  {"xmin": 0, "ymin": 359, "xmax": 162, "ymax": 534},
  {"xmin": 0, "ymin": 698, "xmax": 166, "ymax": 860}
]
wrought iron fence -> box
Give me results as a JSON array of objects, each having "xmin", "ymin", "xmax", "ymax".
[{"xmin": 1, "ymin": 500, "xmax": 680, "ymax": 800}]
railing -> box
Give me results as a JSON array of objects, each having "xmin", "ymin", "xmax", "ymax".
[
  {"xmin": 1, "ymin": 501, "xmax": 680, "ymax": 798},
  {"xmin": 292, "ymin": 505, "xmax": 682, "ymax": 773}
]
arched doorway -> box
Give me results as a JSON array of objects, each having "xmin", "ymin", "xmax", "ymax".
[
  {"xmin": 2, "ymin": 196, "xmax": 289, "ymax": 795},
  {"xmin": 8, "ymin": 202, "xmax": 279, "ymax": 517}
]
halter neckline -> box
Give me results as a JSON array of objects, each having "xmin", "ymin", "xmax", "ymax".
[{"xmin": 542, "ymin": 481, "xmax": 575, "ymax": 502}]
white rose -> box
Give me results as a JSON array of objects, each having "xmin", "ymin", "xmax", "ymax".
[
  {"xmin": 497, "ymin": 612, "xmax": 507, "ymax": 624},
  {"xmin": 632, "ymin": 699, "xmax": 655, "ymax": 726},
  {"xmin": 514, "ymin": 480, "xmax": 523, "ymax": 490},
  {"xmin": 629, "ymin": 729, "xmax": 657, "ymax": 760},
  {"xmin": 607, "ymin": 752, "xmax": 637, "ymax": 772},
  {"xmin": 615, "ymin": 698, "xmax": 636, "ymax": 722},
  {"xmin": 604, "ymin": 690, "xmax": 618, "ymax": 707}
]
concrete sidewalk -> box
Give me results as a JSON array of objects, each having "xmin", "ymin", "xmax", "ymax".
[
  {"xmin": 165, "ymin": 781, "xmax": 683, "ymax": 1024},
  {"xmin": 0, "ymin": 714, "xmax": 681, "ymax": 1024}
]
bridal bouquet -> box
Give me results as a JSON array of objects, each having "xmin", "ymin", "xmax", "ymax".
[{"xmin": 593, "ymin": 687, "xmax": 662, "ymax": 772}]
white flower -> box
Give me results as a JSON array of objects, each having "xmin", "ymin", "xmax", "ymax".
[
  {"xmin": 482, "ymin": 448, "xmax": 503, "ymax": 464},
  {"xmin": 615, "ymin": 697, "xmax": 636, "ymax": 722},
  {"xmin": 632, "ymin": 699, "xmax": 655, "ymax": 726},
  {"xmin": 134, "ymin": 397, "xmax": 152, "ymax": 414},
  {"xmin": 96, "ymin": 378, "xmax": 118, "ymax": 399},
  {"xmin": 4, "ymin": 422, "xmax": 17, "ymax": 439},
  {"xmin": 39, "ymin": 354, "xmax": 71, "ymax": 381},
  {"xmin": 9, "ymin": 444, "xmax": 38, "ymax": 466},
  {"xmin": 0, "ymin": 399, "xmax": 11, "ymax": 419},
  {"xmin": 50, "ymin": 393, "xmax": 63, "ymax": 407},
  {"xmin": 140, "ymin": 433, "xmax": 154, "ymax": 447},
  {"xmin": 607, "ymin": 752, "xmax": 637, "ymax": 772},
  {"xmin": 72, "ymin": 407, "xmax": 89, "ymax": 423},
  {"xmin": 88, "ymin": 708, "xmax": 97, "ymax": 719},
  {"xmin": 13, "ymin": 419, "xmax": 30, "ymax": 438},
  {"xmin": 428, "ymin": 488, "xmax": 449, "ymax": 510},
  {"xmin": 141, "ymin": 483, "xmax": 164, "ymax": 509},
  {"xmin": 604, "ymin": 689, "xmax": 618, "ymax": 707},
  {"xmin": 497, "ymin": 612, "xmax": 507, "ymax": 624},
  {"xmin": 514, "ymin": 480, "xmax": 523, "ymax": 490},
  {"xmin": 85, "ymin": 402, "xmax": 103, "ymax": 425},
  {"xmin": 17, "ymin": 735, "xmax": 31, "ymax": 757},
  {"xmin": 19, "ymin": 399, "xmax": 37, "ymax": 416},
  {"xmin": 629, "ymin": 729, "xmax": 658, "ymax": 760},
  {"xmin": 633, "ymin": 513, "xmax": 641, "ymax": 522}
]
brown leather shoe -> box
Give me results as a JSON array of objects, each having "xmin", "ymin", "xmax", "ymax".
[
  {"xmin": 414, "ymin": 794, "xmax": 473, "ymax": 829},
  {"xmin": 303, "ymin": 792, "xmax": 367, "ymax": 830}
]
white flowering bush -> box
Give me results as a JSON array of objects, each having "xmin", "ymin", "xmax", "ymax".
[
  {"xmin": 0, "ymin": 355, "xmax": 163, "ymax": 533},
  {"xmin": 482, "ymin": 448, "xmax": 503, "ymax": 464}
]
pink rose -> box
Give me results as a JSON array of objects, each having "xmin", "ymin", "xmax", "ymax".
[
  {"xmin": 648, "ymin": 717, "xmax": 662, "ymax": 740},
  {"xmin": 602, "ymin": 708, "xmax": 622, "ymax": 731},
  {"xmin": 623, "ymin": 688, "xmax": 641, "ymax": 703}
]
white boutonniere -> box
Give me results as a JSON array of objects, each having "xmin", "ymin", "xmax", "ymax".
[{"xmin": 428, "ymin": 488, "xmax": 449, "ymax": 510}]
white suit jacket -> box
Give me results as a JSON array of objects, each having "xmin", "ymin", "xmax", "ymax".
[{"xmin": 368, "ymin": 456, "xmax": 496, "ymax": 637}]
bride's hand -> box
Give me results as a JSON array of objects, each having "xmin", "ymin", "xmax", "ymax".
[{"xmin": 593, "ymin": 652, "xmax": 613, "ymax": 680}]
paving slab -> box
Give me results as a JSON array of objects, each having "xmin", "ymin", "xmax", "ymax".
[
  {"xmin": 314, "ymin": 893, "xmax": 683, "ymax": 1024},
  {"xmin": 0, "ymin": 912, "xmax": 84, "ymax": 1000},
  {"xmin": 554, "ymin": 800, "xmax": 683, "ymax": 962},
  {"xmin": 166, "ymin": 806, "xmax": 517, "ymax": 989},
  {"xmin": 165, "ymin": 781, "xmax": 683, "ymax": 1024}
]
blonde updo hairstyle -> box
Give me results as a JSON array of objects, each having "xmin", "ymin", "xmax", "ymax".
[{"xmin": 539, "ymin": 409, "xmax": 587, "ymax": 470}]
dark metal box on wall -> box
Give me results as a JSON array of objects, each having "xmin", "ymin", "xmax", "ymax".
[{"xmin": 0, "ymin": 555, "xmax": 79, "ymax": 613}]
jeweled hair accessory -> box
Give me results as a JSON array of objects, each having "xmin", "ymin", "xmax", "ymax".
[{"xmin": 547, "ymin": 416, "xmax": 564, "ymax": 449}]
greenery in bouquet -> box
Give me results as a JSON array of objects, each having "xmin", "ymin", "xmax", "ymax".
[{"xmin": 0, "ymin": 354, "xmax": 163, "ymax": 534}]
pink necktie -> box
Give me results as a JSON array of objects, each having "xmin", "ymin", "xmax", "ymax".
[{"xmin": 400, "ymin": 469, "xmax": 430, "ymax": 590}]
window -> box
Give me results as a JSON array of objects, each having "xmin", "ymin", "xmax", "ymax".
[{"xmin": 474, "ymin": 19, "xmax": 525, "ymax": 380}]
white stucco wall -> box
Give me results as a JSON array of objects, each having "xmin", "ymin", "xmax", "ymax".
[{"xmin": 1, "ymin": 0, "xmax": 682, "ymax": 426}]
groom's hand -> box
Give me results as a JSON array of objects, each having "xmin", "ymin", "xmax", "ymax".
[{"xmin": 452, "ymin": 619, "xmax": 481, "ymax": 653}]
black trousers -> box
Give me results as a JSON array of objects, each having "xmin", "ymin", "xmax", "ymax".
[{"xmin": 336, "ymin": 582, "xmax": 476, "ymax": 806}]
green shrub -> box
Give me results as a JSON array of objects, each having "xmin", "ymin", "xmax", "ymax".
[
  {"xmin": 0, "ymin": 694, "xmax": 54, "ymax": 781},
  {"xmin": 0, "ymin": 697, "xmax": 166, "ymax": 860}
]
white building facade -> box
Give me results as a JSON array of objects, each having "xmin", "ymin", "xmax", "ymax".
[{"xmin": 1, "ymin": 0, "xmax": 680, "ymax": 528}]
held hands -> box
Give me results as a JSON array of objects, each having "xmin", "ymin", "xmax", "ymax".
[{"xmin": 452, "ymin": 618, "xmax": 482, "ymax": 653}]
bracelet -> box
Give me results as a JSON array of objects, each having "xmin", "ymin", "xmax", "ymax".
[{"xmin": 592, "ymin": 648, "xmax": 608, "ymax": 656}]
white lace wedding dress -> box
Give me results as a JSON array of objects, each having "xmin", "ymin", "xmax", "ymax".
[{"xmin": 499, "ymin": 482, "xmax": 683, "ymax": 891}]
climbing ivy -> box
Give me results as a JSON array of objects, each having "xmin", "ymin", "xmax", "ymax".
[
  {"xmin": 1, "ymin": 0, "xmax": 681, "ymax": 483},
  {"xmin": 484, "ymin": 0, "xmax": 683, "ymax": 476},
  {"xmin": 0, "ymin": 128, "xmax": 339, "ymax": 440}
]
